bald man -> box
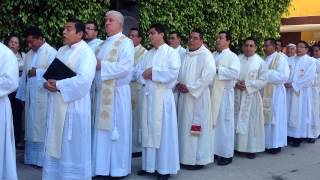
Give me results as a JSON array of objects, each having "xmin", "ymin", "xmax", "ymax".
[{"xmin": 92, "ymin": 10, "xmax": 134, "ymax": 178}]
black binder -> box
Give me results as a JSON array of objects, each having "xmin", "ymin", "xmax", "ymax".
[{"xmin": 43, "ymin": 58, "xmax": 76, "ymax": 80}]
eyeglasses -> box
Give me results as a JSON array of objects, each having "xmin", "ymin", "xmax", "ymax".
[
  {"xmin": 85, "ymin": 27, "xmax": 96, "ymax": 31},
  {"xmin": 244, "ymin": 44, "xmax": 255, "ymax": 47},
  {"xmin": 188, "ymin": 36, "xmax": 200, "ymax": 41}
]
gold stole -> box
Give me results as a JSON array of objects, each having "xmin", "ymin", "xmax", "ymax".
[
  {"xmin": 46, "ymin": 42, "xmax": 83, "ymax": 158},
  {"xmin": 97, "ymin": 35, "xmax": 126, "ymax": 131},
  {"xmin": 24, "ymin": 47, "xmax": 50, "ymax": 142},
  {"xmin": 131, "ymin": 45, "xmax": 147, "ymax": 110},
  {"xmin": 263, "ymin": 53, "xmax": 280, "ymax": 124},
  {"xmin": 141, "ymin": 47, "xmax": 169, "ymax": 148},
  {"xmin": 211, "ymin": 51, "xmax": 234, "ymax": 127},
  {"xmin": 134, "ymin": 44, "xmax": 147, "ymax": 65},
  {"xmin": 235, "ymin": 55, "xmax": 262, "ymax": 134}
]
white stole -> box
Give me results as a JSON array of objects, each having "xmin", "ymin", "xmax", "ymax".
[
  {"xmin": 235, "ymin": 55, "xmax": 262, "ymax": 134},
  {"xmin": 211, "ymin": 51, "xmax": 234, "ymax": 127},
  {"xmin": 45, "ymin": 42, "xmax": 84, "ymax": 158},
  {"xmin": 141, "ymin": 47, "xmax": 169, "ymax": 148},
  {"xmin": 24, "ymin": 47, "xmax": 50, "ymax": 142}
]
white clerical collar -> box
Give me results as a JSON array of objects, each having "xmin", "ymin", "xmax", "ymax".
[
  {"xmin": 175, "ymin": 45, "xmax": 182, "ymax": 50},
  {"xmin": 106, "ymin": 32, "xmax": 122, "ymax": 41},
  {"xmin": 135, "ymin": 44, "xmax": 142, "ymax": 50},
  {"xmin": 267, "ymin": 51, "xmax": 277, "ymax": 59},
  {"xmin": 154, "ymin": 43, "xmax": 166, "ymax": 50},
  {"xmin": 87, "ymin": 38, "xmax": 99, "ymax": 45},
  {"xmin": 187, "ymin": 45, "xmax": 206, "ymax": 55},
  {"xmin": 35, "ymin": 42, "xmax": 46, "ymax": 53},
  {"xmin": 245, "ymin": 53, "xmax": 256, "ymax": 59},
  {"xmin": 218, "ymin": 48, "xmax": 230, "ymax": 54},
  {"xmin": 70, "ymin": 40, "xmax": 83, "ymax": 49}
]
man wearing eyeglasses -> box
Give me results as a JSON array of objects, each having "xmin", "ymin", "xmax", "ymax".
[
  {"xmin": 84, "ymin": 21, "xmax": 103, "ymax": 52},
  {"xmin": 177, "ymin": 29, "xmax": 216, "ymax": 169},
  {"xmin": 211, "ymin": 31, "xmax": 240, "ymax": 166},
  {"xmin": 287, "ymin": 41, "xmax": 317, "ymax": 147},
  {"xmin": 84, "ymin": 21, "xmax": 103, "ymax": 138},
  {"xmin": 234, "ymin": 37, "xmax": 268, "ymax": 159},
  {"xmin": 128, "ymin": 27, "xmax": 147, "ymax": 154},
  {"xmin": 263, "ymin": 38, "xmax": 289, "ymax": 154}
]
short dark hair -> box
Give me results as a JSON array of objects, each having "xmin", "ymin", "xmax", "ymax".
[
  {"xmin": 67, "ymin": 18, "xmax": 85, "ymax": 34},
  {"xmin": 296, "ymin": 40, "xmax": 309, "ymax": 49},
  {"xmin": 264, "ymin": 38, "xmax": 277, "ymax": 46},
  {"xmin": 312, "ymin": 43, "xmax": 320, "ymax": 49},
  {"xmin": 149, "ymin": 23, "xmax": 166, "ymax": 34},
  {"xmin": 130, "ymin": 27, "xmax": 143, "ymax": 38},
  {"xmin": 85, "ymin": 20, "xmax": 98, "ymax": 31},
  {"xmin": 219, "ymin": 31, "xmax": 232, "ymax": 43},
  {"xmin": 23, "ymin": 26, "xmax": 44, "ymax": 39},
  {"xmin": 169, "ymin": 31, "xmax": 182, "ymax": 39},
  {"xmin": 244, "ymin": 37, "xmax": 257, "ymax": 46},
  {"xmin": 191, "ymin": 28, "xmax": 204, "ymax": 40}
]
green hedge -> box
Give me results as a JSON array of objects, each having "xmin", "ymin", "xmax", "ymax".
[
  {"xmin": 0, "ymin": 0, "xmax": 110, "ymax": 49},
  {"xmin": 1, "ymin": 0, "xmax": 290, "ymax": 53},
  {"xmin": 139, "ymin": 0, "xmax": 291, "ymax": 52}
]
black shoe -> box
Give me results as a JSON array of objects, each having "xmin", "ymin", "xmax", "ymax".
[
  {"xmin": 266, "ymin": 148, "xmax": 281, "ymax": 154},
  {"xmin": 217, "ymin": 157, "xmax": 232, "ymax": 166},
  {"xmin": 291, "ymin": 138, "xmax": 302, "ymax": 147},
  {"xmin": 108, "ymin": 176, "xmax": 125, "ymax": 180},
  {"xmin": 246, "ymin": 153, "xmax": 256, "ymax": 159},
  {"xmin": 137, "ymin": 170, "xmax": 153, "ymax": 176},
  {"xmin": 306, "ymin": 138, "xmax": 316, "ymax": 143},
  {"xmin": 157, "ymin": 174, "xmax": 170, "ymax": 180},
  {"xmin": 181, "ymin": 164, "xmax": 204, "ymax": 170},
  {"xmin": 214, "ymin": 155, "xmax": 219, "ymax": 160}
]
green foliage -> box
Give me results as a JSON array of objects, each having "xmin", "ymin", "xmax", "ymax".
[
  {"xmin": 139, "ymin": 0, "xmax": 291, "ymax": 53},
  {"xmin": 0, "ymin": 0, "xmax": 110, "ymax": 49},
  {"xmin": 1, "ymin": 0, "xmax": 291, "ymax": 53}
]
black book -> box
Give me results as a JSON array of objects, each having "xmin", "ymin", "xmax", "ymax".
[{"xmin": 43, "ymin": 58, "xmax": 76, "ymax": 80}]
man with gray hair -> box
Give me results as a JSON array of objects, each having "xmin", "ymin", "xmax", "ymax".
[
  {"xmin": 92, "ymin": 10, "xmax": 134, "ymax": 178},
  {"xmin": 286, "ymin": 43, "xmax": 296, "ymax": 57}
]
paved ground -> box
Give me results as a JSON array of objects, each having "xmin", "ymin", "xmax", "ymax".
[{"xmin": 17, "ymin": 140, "xmax": 320, "ymax": 180}]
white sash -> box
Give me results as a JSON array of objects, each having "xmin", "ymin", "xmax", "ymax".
[
  {"xmin": 141, "ymin": 46, "xmax": 169, "ymax": 148},
  {"xmin": 235, "ymin": 56, "xmax": 262, "ymax": 134},
  {"xmin": 24, "ymin": 47, "xmax": 50, "ymax": 142},
  {"xmin": 45, "ymin": 41, "xmax": 84, "ymax": 158}
]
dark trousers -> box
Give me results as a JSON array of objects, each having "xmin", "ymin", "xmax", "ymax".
[{"xmin": 8, "ymin": 92, "xmax": 24, "ymax": 144}]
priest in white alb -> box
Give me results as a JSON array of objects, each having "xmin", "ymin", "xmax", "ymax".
[
  {"xmin": 42, "ymin": 18, "xmax": 96, "ymax": 180},
  {"xmin": 92, "ymin": 10, "xmax": 134, "ymax": 178},
  {"xmin": 211, "ymin": 31, "xmax": 240, "ymax": 166},
  {"xmin": 263, "ymin": 38, "xmax": 289, "ymax": 153},
  {"xmin": 168, "ymin": 31, "xmax": 186, "ymax": 105},
  {"xmin": 0, "ymin": 42, "xmax": 19, "ymax": 180},
  {"xmin": 136, "ymin": 23, "xmax": 181, "ymax": 180},
  {"xmin": 16, "ymin": 27, "xmax": 57, "ymax": 167},
  {"xmin": 177, "ymin": 29, "xmax": 216, "ymax": 169},
  {"xmin": 312, "ymin": 44, "xmax": 320, "ymax": 138},
  {"xmin": 128, "ymin": 27, "xmax": 147, "ymax": 154},
  {"xmin": 234, "ymin": 37, "xmax": 267, "ymax": 159},
  {"xmin": 287, "ymin": 41, "xmax": 316, "ymax": 147}
]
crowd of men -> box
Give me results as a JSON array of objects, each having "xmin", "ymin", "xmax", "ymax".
[{"xmin": 1, "ymin": 10, "xmax": 320, "ymax": 180}]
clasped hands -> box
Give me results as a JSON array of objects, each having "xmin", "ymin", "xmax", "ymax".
[
  {"xmin": 28, "ymin": 68, "xmax": 37, "ymax": 77},
  {"xmin": 177, "ymin": 83, "xmax": 189, "ymax": 93},
  {"xmin": 44, "ymin": 79, "xmax": 58, "ymax": 92},
  {"xmin": 142, "ymin": 67, "xmax": 152, "ymax": 80},
  {"xmin": 235, "ymin": 80, "xmax": 246, "ymax": 91}
]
